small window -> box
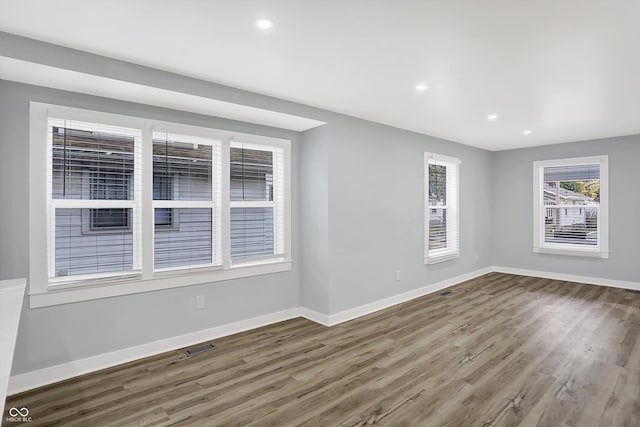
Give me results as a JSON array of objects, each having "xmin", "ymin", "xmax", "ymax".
[
  {"xmin": 533, "ymin": 156, "xmax": 608, "ymax": 258},
  {"xmin": 424, "ymin": 153, "xmax": 460, "ymax": 264}
]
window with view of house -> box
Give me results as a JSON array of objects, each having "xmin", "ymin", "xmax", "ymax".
[
  {"xmin": 533, "ymin": 156, "xmax": 608, "ymax": 258},
  {"xmin": 424, "ymin": 153, "xmax": 460, "ymax": 264},
  {"xmin": 30, "ymin": 104, "xmax": 291, "ymax": 307},
  {"xmin": 230, "ymin": 143, "xmax": 284, "ymax": 263},
  {"xmin": 50, "ymin": 120, "xmax": 140, "ymax": 278},
  {"xmin": 152, "ymin": 132, "xmax": 218, "ymax": 270}
]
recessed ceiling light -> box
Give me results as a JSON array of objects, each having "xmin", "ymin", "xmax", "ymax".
[
  {"xmin": 257, "ymin": 20, "xmax": 273, "ymax": 29},
  {"xmin": 415, "ymin": 84, "xmax": 428, "ymax": 91},
  {"xmin": 487, "ymin": 114, "xmax": 499, "ymax": 120},
  {"xmin": 523, "ymin": 129, "xmax": 532, "ymax": 135}
]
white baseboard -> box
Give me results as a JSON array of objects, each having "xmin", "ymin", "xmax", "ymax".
[
  {"xmin": 7, "ymin": 307, "xmax": 302, "ymax": 396},
  {"xmin": 492, "ymin": 266, "xmax": 640, "ymax": 291},
  {"xmin": 299, "ymin": 307, "xmax": 331, "ymax": 326},
  {"xmin": 325, "ymin": 267, "xmax": 494, "ymax": 326},
  {"xmin": 19, "ymin": 264, "xmax": 634, "ymax": 396}
]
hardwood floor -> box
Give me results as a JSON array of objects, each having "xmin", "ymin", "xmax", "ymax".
[{"xmin": 5, "ymin": 273, "xmax": 640, "ymax": 426}]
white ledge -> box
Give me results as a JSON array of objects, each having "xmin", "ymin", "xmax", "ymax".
[
  {"xmin": 30, "ymin": 261, "xmax": 293, "ymax": 308},
  {"xmin": 0, "ymin": 56, "xmax": 326, "ymax": 132},
  {"xmin": 533, "ymin": 246, "xmax": 609, "ymax": 259}
]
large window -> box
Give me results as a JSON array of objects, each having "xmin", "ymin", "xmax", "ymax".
[
  {"xmin": 29, "ymin": 104, "xmax": 291, "ymax": 307},
  {"xmin": 424, "ymin": 153, "xmax": 460, "ymax": 264},
  {"xmin": 533, "ymin": 156, "xmax": 608, "ymax": 258}
]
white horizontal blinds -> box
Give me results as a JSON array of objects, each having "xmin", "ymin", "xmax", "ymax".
[
  {"xmin": 428, "ymin": 162, "xmax": 447, "ymax": 250},
  {"xmin": 425, "ymin": 154, "xmax": 459, "ymax": 261},
  {"xmin": 230, "ymin": 142, "xmax": 283, "ymax": 262},
  {"xmin": 152, "ymin": 132, "xmax": 221, "ymax": 270},
  {"xmin": 47, "ymin": 118, "xmax": 142, "ymax": 282},
  {"xmin": 542, "ymin": 163, "xmax": 600, "ymax": 247}
]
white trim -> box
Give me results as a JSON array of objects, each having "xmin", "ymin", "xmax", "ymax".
[
  {"xmin": 324, "ymin": 267, "xmax": 493, "ymax": 326},
  {"xmin": 7, "ymin": 307, "xmax": 303, "ymax": 396},
  {"xmin": 533, "ymin": 245, "xmax": 609, "ymax": 258},
  {"xmin": 492, "ymin": 266, "xmax": 640, "ymax": 291},
  {"xmin": 425, "ymin": 250, "xmax": 460, "ymax": 265},
  {"xmin": 29, "ymin": 260, "xmax": 293, "ymax": 308},
  {"xmin": 0, "ymin": 56, "xmax": 326, "ymax": 132},
  {"xmin": 299, "ymin": 308, "xmax": 332, "ymax": 326}
]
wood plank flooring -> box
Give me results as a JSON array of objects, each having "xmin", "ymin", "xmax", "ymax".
[{"xmin": 5, "ymin": 273, "xmax": 640, "ymax": 426}]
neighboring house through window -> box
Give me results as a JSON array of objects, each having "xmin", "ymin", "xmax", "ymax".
[
  {"xmin": 424, "ymin": 153, "xmax": 460, "ymax": 264},
  {"xmin": 533, "ymin": 156, "xmax": 608, "ymax": 258},
  {"xmin": 152, "ymin": 174, "xmax": 174, "ymax": 228},
  {"xmin": 89, "ymin": 172, "xmax": 132, "ymax": 230}
]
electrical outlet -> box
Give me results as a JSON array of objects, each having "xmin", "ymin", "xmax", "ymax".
[
  {"xmin": 196, "ymin": 295, "xmax": 205, "ymax": 310},
  {"xmin": 395, "ymin": 270, "xmax": 401, "ymax": 281}
]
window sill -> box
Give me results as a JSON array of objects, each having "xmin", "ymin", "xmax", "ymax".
[
  {"xmin": 533, "ymin": 246, "xmax": 609, "ymax": 259},
  {"xmin": 425, "ymin": 250, "xmax": 459, "ymax": 265},
  {"xmin": 29, "ymin": 259, "xmax": 293, "ymax": 308}
]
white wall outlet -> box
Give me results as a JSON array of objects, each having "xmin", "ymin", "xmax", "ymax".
[
  {"xmin": 395, "ymin": 270, "xmax": 401, "ymax": 281},
  {"xmin": 196, "ymin": 295, "xmax": 205, "ymax": 310}
]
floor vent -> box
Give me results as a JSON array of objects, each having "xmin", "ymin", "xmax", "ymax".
[
  {"xmin": 186, "ymin": 343, "xmax": 216, "ymax": 356},
  {"xmin": 440, "ymin": 291, "xmax": 453, "ymax": 296}
]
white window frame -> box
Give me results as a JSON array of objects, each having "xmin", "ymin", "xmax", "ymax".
[
  {"xmin": 424, "ymin": 153, "xmax": 460, "ymax": 264},
  {"xmin": 532, "ymin": 155, "xmax": 609, "ymax": 258},
  {"xmin": 150, "ymin": 130, "xmax": 222, "ymax": 273},
  {"xmin": 45, "ymin": 118, "xmax": 143, "ymax": 283},
  {"xmin": 29, "ymin": 103, "xmax": 292, "ymax": 308},
  {"xmin": 229, "ymin": 139, "xmax": 287, "ymax": 265}
]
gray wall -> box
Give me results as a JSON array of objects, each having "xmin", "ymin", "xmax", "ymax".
[
  {"xmin": 299, "ymin": 126, "xmax": 330, "ymax": 314},
  {"xmin": 492, "ymin": 137, "xmax": 640, "ymax": 282},
  {"xmin": 0, "ymin": 80, "xmax": 301, "ymax": 375},
  {"xmin": 325, "ymin": 119, "xmax": 493, "ymax": 314}
]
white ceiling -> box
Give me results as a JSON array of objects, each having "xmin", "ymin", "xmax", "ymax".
[{"xmin": 1, "ymin": 0, "xmax": 639, "ymax": 151}]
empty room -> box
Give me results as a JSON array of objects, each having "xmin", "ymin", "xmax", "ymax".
[{"xmin": 1, "ymin": 1, "xmax": 639, "ymax": 426}]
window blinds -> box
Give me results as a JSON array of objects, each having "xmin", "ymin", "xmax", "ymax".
[
  {"xmin": 542, "ymin": 162, "xmax": 600, "ymax": 247},
  {"xmin": 46, "ymin": 115, "xmax": 287, "ymax": 285},
  {"xmin": 152, "ymin": 132, "xmax": 221, "ymax": 270},
  {"xmin": 48, "ymin": 118, "xmax": 142, "ymax": 281},
  {"xmin": 543, "ymin": 164, "xmax": 600, "ymax": 182},
  {"xmin": 230, "ymin": 143, "xmax": 284, "ymax": 262}
]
